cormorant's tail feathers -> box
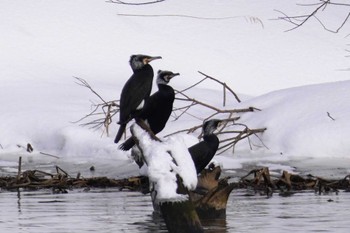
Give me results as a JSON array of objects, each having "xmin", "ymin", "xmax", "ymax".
[
  {"xmin": 114, "ymin": 124, "xmax": 126, "ymax": 143},
  {"xmin": 118, "ymin": 137, "xmax": 136, "ymax": 151}
]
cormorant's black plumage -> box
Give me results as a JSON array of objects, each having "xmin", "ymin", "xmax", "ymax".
[
  {"xmin": 189, "ymin": 119, "xmax": 222, "ymax": 174},
  {"xmin": 114, "ymin": 54, "xmax": 161, "ymax": 143},
  {"xmin": 119, "ymin": 70, "xmax": 179, "ymax": 150}
]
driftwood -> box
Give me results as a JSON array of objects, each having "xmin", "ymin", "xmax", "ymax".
[
  {"xmin": 159, "ymin": 200, "xmax": 203, "ymax": 233},
  {"xmin": 129, "ymin": 120, "xmax": 235, "ymax": 231},
  {"xmin": 0, "ymin": 159, "xmax": 149, "ymax": 193},
  {"xmin": 191, "ymin": 163, "xmax": 234, "ymax": 219},
  {"xmin": 239, "ymin": 167, "xmax": 350, "ymax": 197},
  {"xmin": 2, "ymin": 160, "xmax": 349, "ymax": 196},
  {"xmin": 131, "ymin": 120, "xmax": 204, "ymax": 233}
]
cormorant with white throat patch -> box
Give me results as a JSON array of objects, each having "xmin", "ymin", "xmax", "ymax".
[
  {"xmin": 114, "ymin": 54, "xmax": 162, "ymax": 143},
  {"xmin": 189, "ymin": 119, "xmax": 222, "ymax": 174},
  {"xmin": 119, "ymin": 70, "xmax": 179, "ymax": 150}
]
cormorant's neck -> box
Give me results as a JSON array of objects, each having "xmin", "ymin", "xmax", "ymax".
[
  {"xmin": 203, "ymin": 134, "xmax": 217, "ymax": 141},
  {"xmin": 157, "ymin": 83, "xmax": 174, "ymax": 91},
  {"xmin": 134, "ymin": 64, "xmax": 152, "ymax": 73},
  {"xmin": 157, "ymin": 83, "xmax": 168, "ymax": 88},
  {"xmin": 203, "ymin": 134, "xmax": 220, "ymax": 151}
]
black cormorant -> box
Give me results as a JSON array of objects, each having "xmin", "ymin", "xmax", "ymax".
[
  {"xmin": 189, "ymin": 119, "xmax": 222, "ymax": 174},
  {"xmin": 119, "ymin": 70, "xmax": 179, "ymax": 150},
  {"xmin": 114, "ymin": 54, "xmax": 162, "ymax": 143}
]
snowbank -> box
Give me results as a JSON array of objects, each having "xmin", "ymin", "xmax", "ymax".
[{"xmin": 234, "ymin": 80, "xmax": 350, "ymax": 158}]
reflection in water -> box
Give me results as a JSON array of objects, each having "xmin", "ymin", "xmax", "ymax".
[
  {"xmin": 0, "ymin": 189, "xmax": 350, "ymax": 232},
  {"xmin": 17, "ymin": 189, "xmax": 21, "ymax": 214},
  {"xmin": 132, "ymin": 212, "xmax": 168, "ymax": 233},
  {"xmin": 202, "ymin": 218, "xmax": 228, "ymax": 233}
]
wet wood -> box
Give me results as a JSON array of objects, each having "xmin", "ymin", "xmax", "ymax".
[
  {"xmin": 132, "ymin": 120, "xmax": 204, "ymax": 233},
  {"xmin": 239, "ymin": 167, "xmax": 350, "ymax": 196},
  {"xmin": 0, "ymin": 165, "xmax": 149, "ymax": 192},
  {"xmin": 160, "ymin": 201, "xmax": 203, "ymax": 233},
  {"xmin": 1, "ymin": 165, "xmax": 350, "ymax": 195},
  {"xmin": 191, "ymin": 163, "xmax": 234, "ymax": 219}
]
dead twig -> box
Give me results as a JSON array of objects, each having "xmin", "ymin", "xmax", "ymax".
[
  {"xmin": 73, "ymin": 77, "xmax": 118, "ymax": 136},
  {"xmin": 275, "ymin": 0, "xmax": 350, "ymax": 33},
  {"xmin": 39, "ymin": 152, "xmax": 60, "ymax": 159},
  {"xmin": 116, "ymin": 13, "xmax": 263, "ymax": 27},
  {"xmin": 75, "ymin": 73, "xmax": 267, "ymax": 153},
  {"xmin": 198, "ymin": 71, "xmax": 241, "ymax": 103},
  {"xmin": 107, "ymin": 0, "xmax": 165, "ymax": 5},
  {"xmin": 327, "ymin": 112, "xmax": 336, "ymax": 121}
]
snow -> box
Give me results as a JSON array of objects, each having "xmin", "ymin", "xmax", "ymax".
[
  {"xmin": 234, "ymin": 81, "xmax": 350, "ymax": 159},
  {"xmin": 131, "ymin": 124, "xmax": 197, "ymax": 200},
  {"xmin": 1, "ymin": 1, "xmax": 350, "ymax": 178}
]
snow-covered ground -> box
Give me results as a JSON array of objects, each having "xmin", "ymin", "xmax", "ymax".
[{"xmin": 1, "ymin": 0, "xmax": 350, "ymax": 178}]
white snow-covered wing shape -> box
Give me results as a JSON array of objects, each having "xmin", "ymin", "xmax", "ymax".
[{"xmin": 131, "ymin": 124, "xmax": 197, "ymax": 201}]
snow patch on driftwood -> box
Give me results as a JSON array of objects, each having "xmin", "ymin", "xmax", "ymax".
[{"xmin": 131, "ymin": 123, "xmax": 197, "ymax": 201}]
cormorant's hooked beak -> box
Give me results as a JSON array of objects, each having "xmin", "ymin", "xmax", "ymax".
[
  {"xmin": 217, "ymin": 120, "xmax": 223, "ymax": 130},
  {"xmin": 212, "ymin": 120, "xmax": 223, "ymax": 133},
  {"xmin": 168, "ymin": 73, "xmax": 180, "ymax": 80},
  {"xmin": 144, "ymin": 56, "xmax": 162, "ymax": 64}
]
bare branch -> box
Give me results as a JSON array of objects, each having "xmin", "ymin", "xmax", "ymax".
[
  {"xmin": 73, "ymin": 77, "xmax": 118, "ymax": 136},
  {"xmin": 198, "ymin": 71, "xmax": 242, "ymax": 103},
  {"xmin": 75, "ymin": 73, "xmax": 267, "ymax": 153},
  {"xmin": 276, "ymin": 0, "xmax": 350, "ymax": 33},
  {"xmin": 314, "ymin": 12, "xmax": 350, "ymax": 33},
  {"xmin": 179, "ymin": 77, "xmax": 207, "ymax": 93},
  {"xmin": 118, "ymin": 13, "xmax": 261, "ymax": 23},
  {"xmin": 107, "ymin": 0, "xmax": 165, "ymax": 5},
  {"xmin": 327, "ymin": 111, "xmax": 336, "ymax": 121},
  {"xmin": 74, "ymin": 77, "xmax": 109, "ymax": 104}
]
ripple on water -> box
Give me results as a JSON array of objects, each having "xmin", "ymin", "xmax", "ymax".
[{"xmin": 1, "ymin": 189, "xmax": 350, "ymax": 232}]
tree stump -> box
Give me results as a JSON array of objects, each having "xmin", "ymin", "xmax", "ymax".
[
  {"xmin": 160, "ymin": 200, "xmax": 203, "ymax": 233},
  {"xmin": 191, "ymin": 163, "xmax": 234, "ymax": 220},
  {"xmin": 131, "ymin": 122, "xmax": 204, "ymax": 232}
]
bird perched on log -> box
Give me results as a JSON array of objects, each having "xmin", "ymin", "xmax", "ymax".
[
  {"xmin": 189, "ymin": 119, "xmax": 222, "ymax": 174},
  {"xmin": 119, "ymin": 70, "xmax": 179, "ymax": 151},
  {"xmin": 114, "ymin": 54, "xmax": 162, "ymax": 143},
  {"xmin": 131, "ymin": 119, "xmax": 222, "ymax": 170}
]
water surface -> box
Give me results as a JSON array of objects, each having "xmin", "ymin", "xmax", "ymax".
[
  {"xmin": 1, "ymin": 188, "xmax": 349, "ymax": 233},
  {"xmin": 1, "ymin": 153, "xmax": 350, "ymax": 232}
]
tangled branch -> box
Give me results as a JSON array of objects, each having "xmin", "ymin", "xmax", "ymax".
[
  {"xmin": 276, "ymin": 0, "xmax": 350, "ymax": 33},
  {"xmin": 73, "ymin": 77, "xmax": 119, "ymax": 137},
  {"xmin": 74, "ymin": 72, "xmax": 267, "ymax": 154}
]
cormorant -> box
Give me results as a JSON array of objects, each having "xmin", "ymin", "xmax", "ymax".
[
  {"xmin": 114, "ymin": 54, "xmax": 162, "ymax": 143},
  {"xmin": 119, "ymin": 70, "xmax": 179, "ymax": 151},
  {"xmin": 189, "ymin": 119, "xmax": 222, "ymax": 174}
]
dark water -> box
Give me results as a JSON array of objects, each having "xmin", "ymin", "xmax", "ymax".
[
  {"xmin": 1, "ymin": 154, "xmax": 350, "ymax": 232},
  {"xmin": 1, "ymin": 188, "xmax": 349, "ymax": 233}
]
